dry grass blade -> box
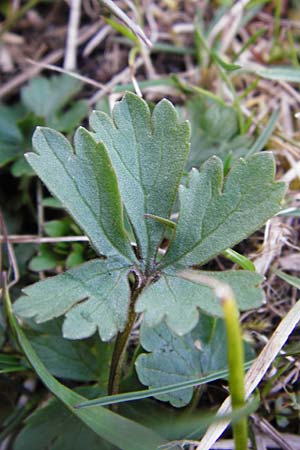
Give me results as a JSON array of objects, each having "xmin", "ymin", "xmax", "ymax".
[
  {"xmin": 0, "ymin": 212, "xmax": 19, "ymax": 288},
  {"xmin": 0, "ymin": 22, "xmax": 100, "ymax": 98},
  {"xmin": 207, "ymin": 0, "xmax": 252, "ymax": 47},
  {"xmin": 64, "ymin": 0, "xmax": 82, "ymax": 71},
  {"xmin": 99, "ymin": 0, "xmax": 152, "ymax": 48},
  {"xmin": 251, "ymin": 415, "xmax": 295, "ymax": 450},
  {"xmin": 196, "ymin": 298, "xmax": 300, "ymax": 450},
  {"xmin": 0, "ymin": 235, "xmax": 89, "ymax": 244},
  {"xmin": 26, "ymin": 58, "xmax": 105, "ymax": 89}
]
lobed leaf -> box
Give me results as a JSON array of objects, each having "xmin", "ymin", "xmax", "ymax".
[
  {"xmin": 47, "ymin": 100, "xmax": 88, "ymax": 133},
  {"xmin": 27, "ymin": 126, "xmax": 136, "ymax": 261},
  {"xmin": 186, "ymin": 98, "xmax": 253, "ymax": 169},
  {"xmin": 135, "ymin": 317, "xmax": 254, "ymax": 407},
  {"xmin": 14, "ymin": 258, "xmax": 131, "ymax": 342},
  {"xmin": 159, "ymin": 153, "xmax": 285, "ymax": 268},
  {"xmin": 90, "ymin": 92, "xmax": 190, "ymax": 270},
  {"xmin": 21, "ymin": 74, "xmax": 82, "ymax": 119},
  {"xmin": 136, "ymin": 269, "xmax": 264, "ymax": 336},
  {"xmin": 26, "ymin": 319, "xmax": 112, "ymax": 382},
  {"xmin": 0, "ymin": 104, "xmax": 23, "ymax": 166}
]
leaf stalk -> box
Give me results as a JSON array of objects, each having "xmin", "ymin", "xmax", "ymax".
[{"xmin": 108, "ymin": 274, "xmax": 143, "ymax": 399}]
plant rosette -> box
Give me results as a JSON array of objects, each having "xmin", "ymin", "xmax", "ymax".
[{"xmin": 14, "ymin": 92, "xmax": 285, "ymax": 402}]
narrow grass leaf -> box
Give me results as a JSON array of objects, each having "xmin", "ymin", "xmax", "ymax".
[
  {"xmin": 255, "ymin": 66, "xmax": 300, "ymax": 82},
  {"xmin": 247, "ymin": 109, "xmax": 280, "ymax": 155},
  {"xmin": 233, "ymin": 28, "xmax": 267, "ymax": 60},
  {"xmin": 6, "ymin": 288, "xmax": 165, "ymax": 450},
  {"xmin": 275, "ymin": 270, "xmax": 300, "ymax": 289},
  {"xmin": 76, "ymin": 360, "xmax": 254, "ymax": 409},
  {"xmin": 222, "ymin": 249, "xmax": 256, "ymax": 271}
]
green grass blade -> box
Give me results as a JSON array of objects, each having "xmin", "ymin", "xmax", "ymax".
[
  {"xmin": 275, "ymin": 270, "xmax": 300, "ymax": 289},
  {"xmin": 255, "ymin": 66, "xmax": 300, "ymax": 82},
  {"xmin": 212, "ymin": 52, "xmax": 241, "ymax": 72},
  {"xmin": 233, "ymin": 28, "xmax": 267, "ymax": 61},
  {"xmin": 113, "ymin": 77, "xmax": 176, "ymax": 92},
  {"xmin": 277, "ymin": 207, "xmax": 300, "ymax": 217},
  {"xmin": 222, "ymin": 249, "xmax": 256, "ymax": 271},
  {"xmin": 287, "ymin": 29, "xmax": 300, "ymax": 68},
  {"xmin": 247, "ymin": 109, "xmax": 279, "ymax": 155},
  {"xmin": 76, "ymin": 360, "xmax": 254, "ymax": 409},
  {"xmin": 4, "ymin": 283, "xmax": 165, "ymax": 450},
  {"xmin": 104, "ymin": 17, "xmax": 138, "ymax": 43}
]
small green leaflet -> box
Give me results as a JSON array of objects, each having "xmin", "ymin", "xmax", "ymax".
[
  {"xmin": 21, "ymin": 74, "xmax": 82, "ymax": 120},
  {"xmin": 0, "ymin": 105, "xmax": 23, "ymax": 166},
  {"xmin": 136, "ymin": 269, "xmax": 263, "ymax": 335},
  {"xmin": 186, "ymin": 97, "xmax": 253, "ymax": 169},
  {"xmin": 90, "ymin": 92, "xmax": 190, "ymax": 270},
  {"xmin": 14, "ymin": 258, "xmax": 131, "ymax": 342},
  {"xmin": 28, "ymin": 126, "xmax": 135, "ymax": 262},
  {"xmin": 159, "ymin": 153, "xmax": 285, "ymax": 268}
]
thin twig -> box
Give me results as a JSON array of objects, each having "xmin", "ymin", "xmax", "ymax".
[
  {"xmin": 36, "ymin": 180, "xmax": 44, "ymax": 237},
  {"xmin": 0, "ymin": 235, "xmax": 89, "ymax": 244}
]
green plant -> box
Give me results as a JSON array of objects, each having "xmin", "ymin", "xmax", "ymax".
[
  {"xmin": 0, "ymin": 73, "xmax": 90, "ymax": 278},
  {"xmin": 0, "ymin": 74, "xmax": 87, "ymax": 176},
  {"xmin": 12, "ymin": 92, "xmax": 285, "ymax": 441},
  {"xmin": 184, "ymin": 96, "xmax": 254, "ymax": 171}
]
